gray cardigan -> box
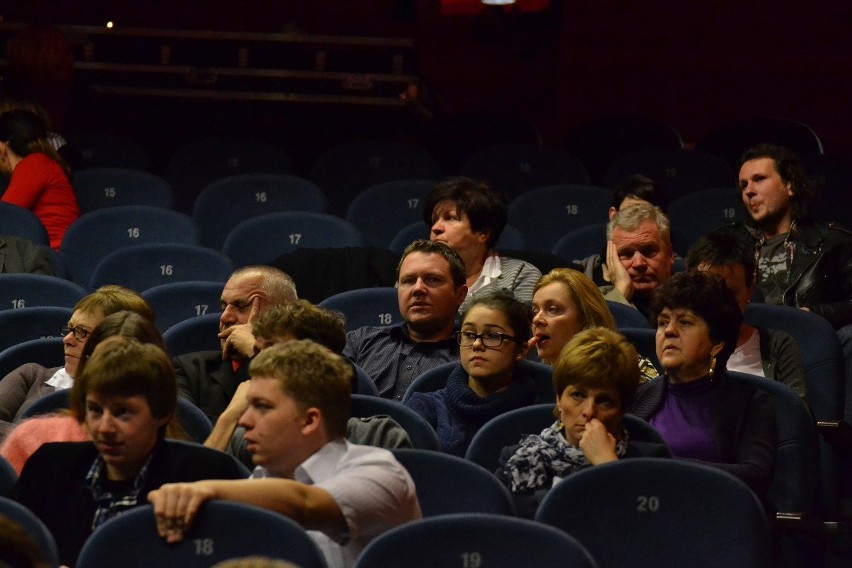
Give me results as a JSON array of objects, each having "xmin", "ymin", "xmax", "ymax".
[{"xmin": 0, "ymin": 364, "xmax": 60, "ymax": 442}]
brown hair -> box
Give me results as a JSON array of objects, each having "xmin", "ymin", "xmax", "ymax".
[
  {"xmin": 73, "ymin": 337, "xmax": 177, "ymax": 437},
  {"xmin": 552, "ymin": 327, "xmax": 640, "ymax": 411},
  {"xmin": 73, "ymin": 285, "xmax": 155, "ymax": 323},
  {"xmin": 397, "ymin": 239, "xmax": 466, "ymax": 287},
  {"xmin": 422, "ymin": 177, "xmax": 508, "ymax": 248},
  {"xmin": 0, "ymin": 109, "xmax": 70, "ymax": 176},
  {"xmin": 249, "ymin": 340, "xmax": 352, "ymax": 439},
  {"xmin": 253, "ymin": 300, "xmax": 346, "ymax": 354}
]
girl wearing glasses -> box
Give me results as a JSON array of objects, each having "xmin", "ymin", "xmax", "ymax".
[{"xmin": 405, "ymin": 289, "xmax": 534, "ymax": 456}]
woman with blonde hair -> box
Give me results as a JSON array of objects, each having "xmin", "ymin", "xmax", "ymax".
[
  {"xmin": 530, "ymin": 268, "xmax": 657, "ymax": 381},
  {"xmin": 498, "ymin": 327, "xmax": 671, "ymax": 517},
  {"xmin": 0, "ymin": 311, "xmax": 186, "ymax": 474},
  {"xmin": 0, "ymin": 285, "xmax": 155, "ymax": 442}
]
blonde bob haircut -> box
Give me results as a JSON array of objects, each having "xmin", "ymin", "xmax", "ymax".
[
  {"xmin": 249, "ymin": 340, "xmax": 352, "ymax": 440},
  {"xmin": 533, "ymin": 268, "xmax": 616, "ymax": 331},
  {"xmin": 552, "ymin": 327, "xmax": 640, "ymax": 412}
]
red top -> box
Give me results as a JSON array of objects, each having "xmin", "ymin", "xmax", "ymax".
[{"xmin": 2, "ymin": 152, "xmax": 79, "ymax": 250}]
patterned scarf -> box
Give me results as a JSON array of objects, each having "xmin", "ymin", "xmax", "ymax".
[{"xmin": 501, "ymin": 421, "xmax": 628, "ymax": 493}]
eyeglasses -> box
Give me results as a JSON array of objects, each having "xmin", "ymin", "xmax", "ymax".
[
  {"xmin": 456, "ymin": 330, "xmax": 519, "ymax": 348},
  {"xmin": 61, "ymin": 325, "xmax": 91, "ymax": 341}
]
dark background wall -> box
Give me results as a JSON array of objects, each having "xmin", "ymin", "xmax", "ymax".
[{"xmin": 3, "ymin": 1, "xmax": 849, "ymax": 159}]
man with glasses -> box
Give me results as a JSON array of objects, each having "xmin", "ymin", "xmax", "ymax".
[
  {"xmin": 343, "ymin": 240, "xmax": 468, "ymax": 400},
  {"xmin": 0, "ymin": 285, "xmax": 154, "ymax": 441}
]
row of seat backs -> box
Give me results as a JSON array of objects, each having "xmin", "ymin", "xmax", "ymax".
[
  {"xmin": 2, "ymin": 466, "xmax": 325, "ymax": 567},
  {"xmin": 68, "ymin": 115, "xmax": 825, "ymax": 198},
  {"xmin": 359, "ymin": 458, "xmax": 770, "ymax": 568},
  {"xmin": 0, "ymin": 461, "xmax": 769, "ymax": 568}
]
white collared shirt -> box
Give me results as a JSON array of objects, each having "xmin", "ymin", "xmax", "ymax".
[
  {"xmin": 44, "ymin": 367, "xmax": 73, "ymax": 390},
  {"xmin": 252, "ymin": 439, "xmax": 421, "ymax": 568},
  {"xmin": 468, "ymin": 251, "xmax": 502, "ymax": 296}
]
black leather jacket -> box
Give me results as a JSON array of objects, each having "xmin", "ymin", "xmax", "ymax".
[{"xmin": 722, "ymin": 222, "xmax": 852, "ymax": 329}]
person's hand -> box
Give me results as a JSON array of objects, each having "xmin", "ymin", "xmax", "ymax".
[
  {"xmin": 526, "ymin": 335, "xmax": 541, "ymax": 351},
  {"xmin": 578, "ymin": 418, "xmax": 618, "ymax": 465},
  {"xmin": 223, "ymin": 380, "xmax": 251, "ymax": 421},
  {"xmin": 604, "ymin": 240, "xmax": 634, "ymax": 301},
  {"xmin": 219, "ymin": 298, "xmax": 261, "ymax": 362},
  {"xmin": 148, "ymin": 482, "xmax": 215, "ymax": 544}
]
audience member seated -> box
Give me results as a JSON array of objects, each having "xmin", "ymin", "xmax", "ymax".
[
  {"xmin": 718, "ymin": 143, "xmax": 852, "ymax": 400},
  {"xmin": 0, "ymin": 93, "xmax": 79, "ymax": 170},
  {"xmin": 13, "ymin": 336, "xmax": 247, "ymax": 567},
  {"xmin": 173, "ymin": 266, "xmax": 297, "ymax": 422},
  {"xmin": 629, "ymin": 271, "xmax": 777, "ymax": 503},
  {"xmin": 530, "ymin": 268, "xmax": 658, "ymax": 381},
  {"xmin": 404, "ymin": 289, "xmax": 535, "ymax": 456},
  {"xmin": 598, "ymin": 203, "xmax": 675, "ymax": 321},
  {"xmin": 0, "ymin": 285, "xmax": 154, "ymax": 442},
  {"xmin": 575, "ymin": 174, "xmax": 668, "ymax": 278},
  {"xmin": 423, "ymin": 176, "xmax": 540, "ymax": 311},
  {"xmin": 497, "ymin": 327, "xmax": 671, "ymax": 517},
  {"xmin": 343, "ymin": 240, "xmax": 467, "ymax": 400},
  {"xmin": 1, "ymin": 311, "xmax": 183, "ymax": 474},
  {"xmin": 203, "ymin": 301, "xmax": 412, "ymax": 468},
  {"xmin": 0, "ymin": 109, "xmax": 78, "ymax": 250},
  {"xmin": 0, "ymin": 235, "xmax": 53, "ymax": 275},
  {"xmin": 686, "ymin": 233, "xmax": 808, "ymax": 400},
  {"xmin": 148, "ymin": 340, "xmax": 422, "ymax": 568}
]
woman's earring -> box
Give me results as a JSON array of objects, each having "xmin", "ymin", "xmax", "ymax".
[{"xmin": 708, "ymin": 355, "xmax": 717, "ymax": 378}]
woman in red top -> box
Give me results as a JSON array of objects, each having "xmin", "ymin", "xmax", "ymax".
[{"xmin": 0, "ymin": 109, "xmax": 79, "ymax": 249}]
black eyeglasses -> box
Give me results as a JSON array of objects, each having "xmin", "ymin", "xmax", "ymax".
[
  {"xmin": 456, "ymin": 330, "xmax": 519, "ymax": 348},
  {"xmin": 61, "ymin": 325, "xmax": 91, "ymax": 341}
]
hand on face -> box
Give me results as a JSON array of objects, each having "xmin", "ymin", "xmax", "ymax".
[
  {"xmin": 219, "ymin": 296, "xmax": 261, "ymax": 362},
  {"xmin": 148, "ymin": 482, "xmax": 215, "ymax": 544},
  {"xmin": 578, "ymin": 418, "xmax": 618, "ymax": 465},
  {"xmin": 605, "ymin": 240, "xmax": 635, "ymax": 301}
]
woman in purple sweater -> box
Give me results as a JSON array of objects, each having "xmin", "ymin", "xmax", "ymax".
[{"xmin": 629, "ymin": 271, "xmax": 777, "ymax": 501}]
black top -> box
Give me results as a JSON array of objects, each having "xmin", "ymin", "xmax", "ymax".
[{"xmin": 13, "ymin": 440, "xmax": 247, "ymax": 567}]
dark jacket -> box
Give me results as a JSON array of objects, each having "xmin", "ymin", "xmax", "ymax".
[
  {"xmin": 758, "ymin": 326, "xmax": 808, "ymax": 401},
  {"xmin": 721, "ymin": 222, "xmax": 852, "ymax": 329},
  {"xmin": 629, "ymin": 373, "xmax": 776, "ymax": 501},
  {"xmin": 173, "ymin": 350, "xmax": 249, "ymax": 422},
  {"xmin": 13, "ymin": 440, "xmax": 247, "ymax": 567},
  {"xmin": 0, "ymin": 235, "xmax": 53, "ymax": 275}
]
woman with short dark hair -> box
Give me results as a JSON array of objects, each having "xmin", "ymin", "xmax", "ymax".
[
  {"xmin": 630, "ymin": 270, "xmax": 777, "ymax": 499},
  {"xmin": 424, "ymin": 177, "xmax": 541, "ymax": 311}
]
